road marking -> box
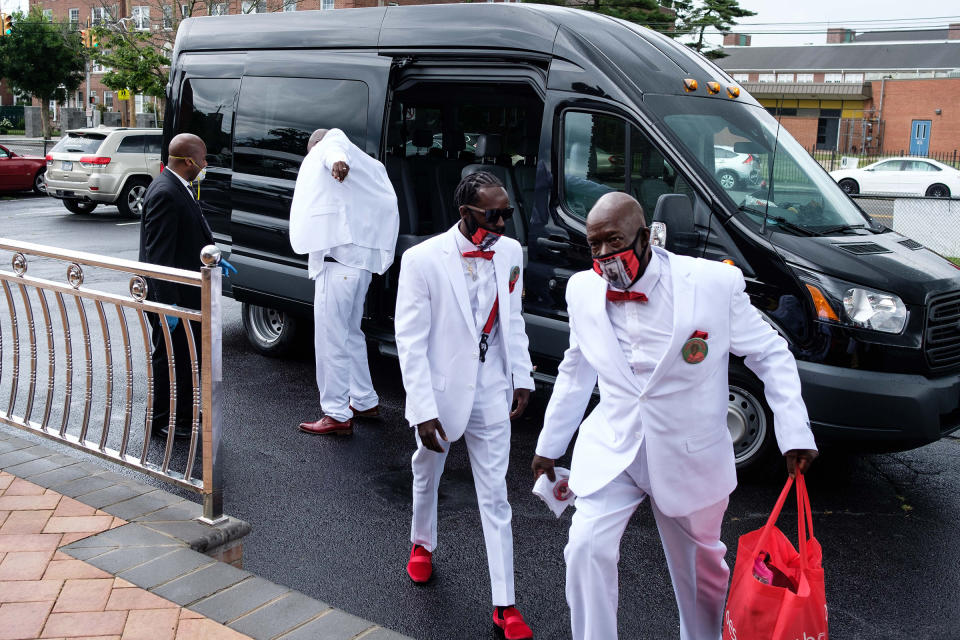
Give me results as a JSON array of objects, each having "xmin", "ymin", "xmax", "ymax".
[{"xmin": 116, "ymin": 221, "xmax": 141, "ymax": 226}]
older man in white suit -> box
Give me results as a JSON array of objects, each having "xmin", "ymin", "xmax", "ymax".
[
  {"xmin": 532, "ymin": 192, "xmax": 818, "ymax": 640},
  {"xmin": 290, "ymin": 128, "xmax": 399, "ymax": 436},
  {"xmin": 395, "ymin": 171, "xmax": 535, "ymax": 640}
]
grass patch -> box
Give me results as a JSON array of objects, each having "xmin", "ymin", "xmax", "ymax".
[{"xmin": 949, "ymin": 258, "xmax": 960, "ymax": 266}]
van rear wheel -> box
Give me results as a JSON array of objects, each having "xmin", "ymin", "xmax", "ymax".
[
  {"xmin": 729, "ymin": 362, "xmax": 782, "ymax": 479},
  {"xmin": 242, "ymin": 303, "xmax": 299, "ymax": 357}
]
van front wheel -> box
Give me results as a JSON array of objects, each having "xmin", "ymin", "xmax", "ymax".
[
  {"xmin": 729, "ymin": 362, "xmax": 782, "ymax": 479},
  {"xmin": 242, "ymin": 303, "xmax": 299, "ymax": 357}
]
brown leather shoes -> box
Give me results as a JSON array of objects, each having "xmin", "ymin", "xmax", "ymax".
[
  {"xmin": 350, "ymin": 404, "xmax": 380, "ymax": 418},
  {"xmin": 298, "ymin": 416, "xmax": 353, "ymax": 436}
]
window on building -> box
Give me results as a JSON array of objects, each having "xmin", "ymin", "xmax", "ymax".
[
  {"xmin": 732, "ymin": 73, "xmax": 750, "ymax": 83},
  {"xmin": 177, "ymin": 78, "xmax": 239, "ymax": 168},
  {"xmin": 69, "ymin": 8, "xmax": 80, "ymax": 27},
  {"xmin": 824, "ymin": 73, "xmax": 843, "ymax": 83},
  {"xmin": 42, "ymin": 9, "xmax": 53, "ymax": 21},
  {"xmin": 321, "ymin": 0, "xmax": 334, "ymax": 10},
  {"xmin": 76, "ymin": 91, "xmax": 83, "ymax": 107},
  {"xmin": 758, "ymin": 74, "xmax": 775, "ymax": 83},
  {"xmin": 132, "ymin": 6, "xmax": 150, "ymax": 30},
  {"xmin": 234, "ymin": 77, "xmax": 368, "ymax": 179},
  {"xmin": 92, "ymin": 6, "xmax": 114, "ymax": 25},
  {"xmin": 283, "ymin": 0, "xmax": 297, "ymax": 10},
  {"xmin": 241, "ymin": 0, "xmax": 266, "ymax": 13},
  {"xmin": 843, "ymin": 73, "xmax": 864, "ymax": 83},
  {"xmin": 162, "ymin": 5, "xmax": 173, "ymax": 28},
  {"xmin": 180, "ymin": 3, "xmax": 190, "ymax": 17},
  {"xmin": 105, "ymin": 92, "xmax": 114, "ymax": 108},
  {"xmin": 210, "ymin": 2, "xmax": 229, "ymax": 14},
  {"xmin": 776, "ymin": 73, "xmax": 794, "ymax": 82},
  {"xmin": 796, "ymin": 73, "xmax": 814, "ymax": 83}
]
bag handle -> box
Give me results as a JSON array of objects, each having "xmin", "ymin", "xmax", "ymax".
[
  {"xmin": 750, "ymin": 475, "xmax": 794, "ymax": 561},
  {"xmin": 751, "ymin": 474, "xmax": 815, "ymax": 571}
]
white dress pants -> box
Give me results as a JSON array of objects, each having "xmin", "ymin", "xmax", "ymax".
[
  {"xmin": 565, "ymin": 445, "xmax": 729, "ymax": 640},
  {"xmin": 313, "ymin": 261, "xmax": 378, "ymax": 422},
  {"xmin": 410, "ymin": 403, "xmax": 515, "ymax": 606}
]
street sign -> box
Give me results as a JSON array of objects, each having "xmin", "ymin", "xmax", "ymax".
[{"xmin": 117, "ymin": 89, "xmax": 130, "ymax": 100}]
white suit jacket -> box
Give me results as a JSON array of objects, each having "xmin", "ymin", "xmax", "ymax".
[
  {"xmin": 288, "ymin": 128, "xmax": 399, "ymax": 275},
  {"xmin": 535, "ymin": 247, "xmax": 817, "ymax": 518},
  {"xmin": 395, "ymin": 225, "xmax": 535, "ymax": 441}
]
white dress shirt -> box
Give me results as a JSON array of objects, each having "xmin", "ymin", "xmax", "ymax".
[
  {"xmin": 606, "ymin": 249, "xmax": 673, "ymax": 391},
  {"xmin": 454, "ymin": 230, "xmax": 509, "ymax": 404},
  {"xmin": 168, "ymin": 167, "xmax": 194, "ymax": 197}
]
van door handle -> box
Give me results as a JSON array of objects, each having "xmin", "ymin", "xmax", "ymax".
[{"xmin": 537, "ymin": 236, "xmax": 572, "ymax": 253}]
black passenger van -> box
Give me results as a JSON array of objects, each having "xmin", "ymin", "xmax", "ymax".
[{"xmin": 166, "ymin": 3, "xmax": 960, "ymax": 473}]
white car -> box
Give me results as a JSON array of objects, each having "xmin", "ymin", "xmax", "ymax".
[
  {"xmin": 714, "ymin": 145, "xmax": 760, "ymax": 190},
  {"xmin": 830, "ymin": 157, "xmax": 960, "ymax": 198}
]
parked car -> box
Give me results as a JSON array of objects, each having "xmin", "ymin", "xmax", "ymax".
[
  {"xmin": 168, "ymin": 3, "xmax": 960, "ymax": 475},
  {"xmin": 714, "ymin": 144, "xmax": 760, "ymax": 189},
  {"xmin": 0, "ymin": 144, "xmax": 47, "ymax": 194},
  {"xmin": 830, "ymin": 157, "xmax": 960, "ymax": 197},
  {"xmin": 44, "ymin": 127, "xmax": 163, "ymax": 217}
]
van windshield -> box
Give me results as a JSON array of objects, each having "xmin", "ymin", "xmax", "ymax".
[{"xmin": 645, "ymin": 95, "xmax": 870, "ymax": 236}]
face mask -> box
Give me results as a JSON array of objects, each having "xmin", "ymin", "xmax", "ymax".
[
  {"xmin": 194, "ymin": 167, "xmax": 207, "ymax": 183},
  {"xmin": 592, "ymin": 228, "xmax": 647, "ymax": 290},
  {"xmin": 465, "ymin": 214, "xmax": 502, "ymax": 251}
]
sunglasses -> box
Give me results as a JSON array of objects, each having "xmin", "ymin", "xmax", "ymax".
[{"xmin": 465, "ymin": 205, "xmax": 514, "ymax": 223}]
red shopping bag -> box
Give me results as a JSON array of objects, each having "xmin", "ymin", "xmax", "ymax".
[{"xmin": 723, "ymin": 474, "xmax": 827, "ymax": 640}]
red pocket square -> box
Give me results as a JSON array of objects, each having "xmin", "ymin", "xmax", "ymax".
[{"xmin": 690, "ymin": 330, "xmax": 709, "ymax": 340}]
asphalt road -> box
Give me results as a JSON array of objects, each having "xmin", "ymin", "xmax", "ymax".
[{"xmin": 2, "ymin": 193, "xmax": 959, "ymax": 639}]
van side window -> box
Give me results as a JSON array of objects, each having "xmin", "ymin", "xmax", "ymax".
[
  {"xmin": 116, "ymin": 135, "xmax": 145, "ymax": 153},
  {"xmin": 233, "ymin": 77, "xmax": 368, "ymax": 181},
  {"xmin": 562, "ymin": 111, "xmax": 682, "ymax": 223},
  {"xmin": 177, "ymin": 78, "xmax": 239, "ymax": 169}
]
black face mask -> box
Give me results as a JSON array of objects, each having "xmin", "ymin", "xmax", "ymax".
[
  {"xmin": 464, "ymin": 213, "xmax": 502, "ymax": 251},
  {"xmin": 592, "ymin": 228, "xmax": 648, "ymax": 290}
]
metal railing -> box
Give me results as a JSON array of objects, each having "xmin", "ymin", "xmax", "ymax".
[{"xmin": 0, "ymin": 238, "xmax": 225, "ymax": 522}]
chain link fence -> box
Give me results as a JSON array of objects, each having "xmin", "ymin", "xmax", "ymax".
[{"xmin": 853, "ymin": 194, "xmax": 960, "ymax": 260}]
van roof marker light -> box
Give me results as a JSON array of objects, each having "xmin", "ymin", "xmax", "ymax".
[
  {"xmin": 683, "ymin": 78, "xmax": 698, "ymax": 92},
  {"xmin": 727, "ymin": 86, "xmax": 741, "ymax": 99},
  {"xmin": 707, "ymin": 82, "xmax": 720, "ymax": 95}
]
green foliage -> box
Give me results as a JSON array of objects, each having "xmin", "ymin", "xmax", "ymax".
[
  {"xmin": 0, "ymin": 9, "xmax": 87, "ymax": 137},
  {"xmin": 92, "ymin": 27, "xmax": 169, "ymax": 98},
  {"xmin": 674, "ymin": 0, "xmax": 756, "ymax": 59},
  {"xmin": 527, "ymin": 0, "xmax": 673, "ymax": 32}
]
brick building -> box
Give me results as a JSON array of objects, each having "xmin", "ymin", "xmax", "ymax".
[{"xmin": 717, "ymin": 27, "xmax": 960, "ymax": 156}]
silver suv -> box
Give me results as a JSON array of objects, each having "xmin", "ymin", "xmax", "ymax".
[{"xmin": 45, "ymin": 127, "xmax": 162, "ymax": 217}]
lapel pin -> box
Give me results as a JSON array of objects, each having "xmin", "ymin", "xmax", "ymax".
[
  {"xmin": 682, "ymin": 330, "xmax": 709, "ymax": 364},
  {"xmin": 509, "ymin": 265, "xmax": 520, "ymax": 293}
]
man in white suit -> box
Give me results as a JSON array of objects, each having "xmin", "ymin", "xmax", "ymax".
[
  {"xmin": 395, "ymin": 172, "xmax": 535, "ymax": 640},
  {"xmin": 289, "ymin": 128, "xmax": 399, "ymax": 436},
  {"xmin": 532, "ymin": 192, "xmax": 818, "ymax": 640}
]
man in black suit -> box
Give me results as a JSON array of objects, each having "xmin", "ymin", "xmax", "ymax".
[{"xmin": 139, "ymin": 133, "xmax": 215, "ymax": 439}]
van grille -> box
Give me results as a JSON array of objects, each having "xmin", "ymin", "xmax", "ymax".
[
  {"xmin": 834, "ymin": 242, "xmax": 890, "ymax": 255},
  {"xmin": 925, "ymin": 291, "xmax": 960, "ymax": 370},
  {"xmin": 899, "ymin": 239, "xmax": 924, "ymax": 250}
]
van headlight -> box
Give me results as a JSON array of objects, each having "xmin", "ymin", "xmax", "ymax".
[{"xmin": 791, "ymin": 266, "xmax": 908, "ymax": 334}]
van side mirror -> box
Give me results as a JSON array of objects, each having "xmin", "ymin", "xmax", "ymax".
[{"xmin": 651, "ymin": 194, "xmax": 698, "ymax": 253}]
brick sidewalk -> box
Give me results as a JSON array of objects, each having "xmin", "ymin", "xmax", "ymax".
[{"xmin": 0, "ymin": 471, "xmax": 251, "ymax": 640}]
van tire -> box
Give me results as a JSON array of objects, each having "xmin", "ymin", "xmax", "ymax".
[
  {"xmin": 117, "ymin": 177, "xmax": 150, "ymax": 218},
  {"xmin": 63, "ymin": 199, "xmax": 97, "ymax": 214},
  {"xmin": 838, "ymin": 178, "xmax": 859, "ymax": 195},
  {"xmin": 728, "ymin": 361, "xmax": 782, "ymax": 480},
  {"xmin": 926, "ymin": 183, "xmax": 950, "ymax": 198},
  {"xmin": 242, "ymin": 303, "xmax": 299, "ymax": 357}
]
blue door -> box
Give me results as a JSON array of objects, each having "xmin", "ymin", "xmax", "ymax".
[{"xmin": 910, "ymin": 120, "xmax": 931, "ymax": 155}]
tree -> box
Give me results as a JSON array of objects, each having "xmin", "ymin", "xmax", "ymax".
[
  {"xmin": 674, "ymin": 0, "xmax": 756, "ymax": 59},
  {"xmin": 0, "ymin": 9, "xmax": 87, "ymax": 138},
  {"xmin": 92, "ymin": 26, "xmax": 170, "ymax": 126},
  {"xmin": 526, "ymin": 0, "xmax": 675, "ymax": 32}
]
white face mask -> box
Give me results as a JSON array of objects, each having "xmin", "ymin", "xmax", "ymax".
[{"xmin": 194, "ymin": 167, "xmax": 207, "ymax": 183}]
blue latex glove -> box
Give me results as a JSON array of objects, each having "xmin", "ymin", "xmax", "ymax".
[
  {"xmin": 165, "ymin": 304, "xmax": 179, "ymax": 332},
  {"xmin": 220, "ymin": 258, "xmax": 237, "ymax": 277}
]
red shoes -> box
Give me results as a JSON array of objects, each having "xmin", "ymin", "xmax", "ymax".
[
  {"xmin": 493, "ymin": 606, "xmax": 533, "ymax": 640},
  {"xmin": 406, "ymin": 544, "xmax": 433, "ymax": 583},
  {"xmin": 298, "ymin": 416, "xmax": 353, "ymax": 435},
  {"xmin": 350, "ymin": 404, "xmax": 380, "ymax": 418}
]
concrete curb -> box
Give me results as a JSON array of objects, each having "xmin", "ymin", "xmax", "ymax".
[{"xmin": 0, "ymin": 426, "xmax": 413, "ymax": 640}]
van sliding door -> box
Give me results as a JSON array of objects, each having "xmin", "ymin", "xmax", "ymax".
[{"xmin": 227, "ymin": 52, "xmax": 392, "ymax": 312}]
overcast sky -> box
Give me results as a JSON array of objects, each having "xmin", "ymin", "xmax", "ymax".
[{"xmin": 714, "ymin": 0, "xmax": 956, "ymax": 47}]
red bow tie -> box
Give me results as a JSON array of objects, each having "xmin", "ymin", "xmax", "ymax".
[
  {"xmin": 606, "ymin": 290, "xmax": 648, "ymax": 303},
  {"xmin": 462, "ymin": 250, "xmax": 495, "ymax": 260}
]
